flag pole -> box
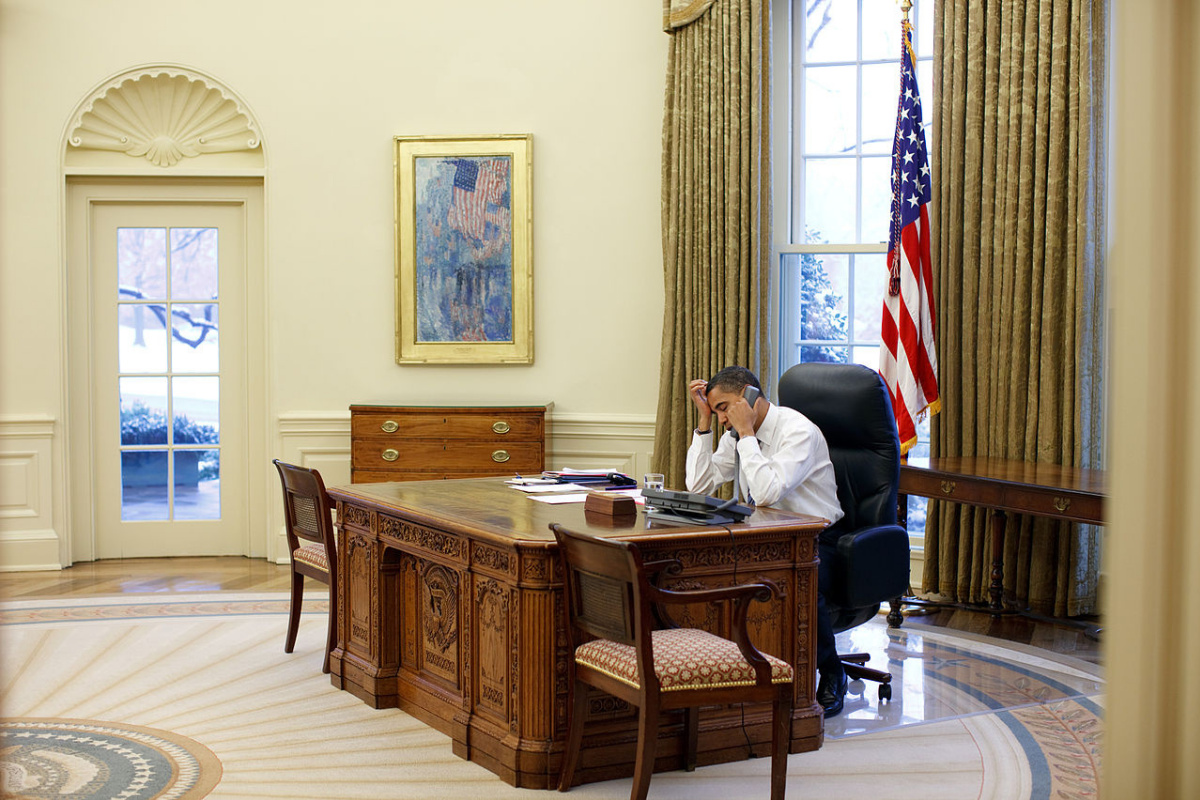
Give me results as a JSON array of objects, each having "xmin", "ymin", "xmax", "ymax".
[{"xmin": 896, "ymin": 0, "xmax": 913, "ymax": 469}]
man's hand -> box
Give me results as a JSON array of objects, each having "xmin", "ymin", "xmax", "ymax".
[
  {"xmin": 689, "ymin": 378, "xmax": 712, "ymax": 430},
  {"xmin": 724, "ymin": 396, "xmax": 757, "ymax": 440}
]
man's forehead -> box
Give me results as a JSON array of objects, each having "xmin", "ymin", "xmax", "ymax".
[{"xmin": 706, "ymin": 385, "xmax": 740, "ymax": 406}]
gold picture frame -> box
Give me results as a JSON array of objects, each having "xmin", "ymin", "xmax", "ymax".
[{"xmin": 394, "ymin": 134, "xmax": 533, "ymax": 364}]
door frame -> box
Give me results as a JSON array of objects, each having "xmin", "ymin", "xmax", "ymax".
[{"xmin": 64, "ymin": 177, "xmax": 268, "ymax": 563}]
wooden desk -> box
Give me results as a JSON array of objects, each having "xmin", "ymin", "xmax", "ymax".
[
  {"xmin": 899, "ymin": 457, "xmax": 1106, "ymax": 615},
  {"xmin": 326, "ymin": 478, "xmax": 826, "ymax": 789}
]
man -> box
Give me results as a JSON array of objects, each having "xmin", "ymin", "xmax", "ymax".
[{"xmin": 685, "ymin": 365, "xmax": 849, "ymax": 717}]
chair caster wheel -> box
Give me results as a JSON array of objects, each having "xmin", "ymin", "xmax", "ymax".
[{"xmin": 879, "ymin": 683, "xmax": 893, "ymax": 702}]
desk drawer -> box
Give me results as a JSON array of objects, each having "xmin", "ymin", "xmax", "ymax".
[
  {"xmin": 351, "ymin": 440, "xmax": 543, "ymax": 473},
  {"xmin": 351, "ymin": 470, "xmax": 509, "ymax": 483},
  {"xmin": 902, "ymin": 471, "xmax": 1004, "ymax": 507},
  {"xmin": 351, "ymin": 410, "xmax": 544, "ymax": 441}
]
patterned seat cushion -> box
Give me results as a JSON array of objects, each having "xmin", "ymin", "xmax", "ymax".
[
  {"xmin": 294, "ymin": 543, "xmax": 329, "ymax": 572},
  {"xmin": 575, "ymin": 628, "xmax": 794, "ymax": 692}
]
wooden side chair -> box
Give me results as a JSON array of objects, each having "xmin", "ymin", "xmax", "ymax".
[
  {"xmin": 551, "ymin": 523, "xmax": 794, "ymax": 800},
  {"xmin": 273, "ymin": 459, "xmax": 338, "ymax": 674}
]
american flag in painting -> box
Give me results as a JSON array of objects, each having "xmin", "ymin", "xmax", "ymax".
[
  {"xmin": 448, "ymin": 158, "xmax": 510, "ymax": 241},
  {"xmin": 880, "ymin": 18, "xmax": 940, "ymax": 455}
]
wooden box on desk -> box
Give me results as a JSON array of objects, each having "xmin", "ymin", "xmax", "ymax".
[
  {"xmin": 350, "ymin": 404, "xmax": 550, "ymax": 483},
  {"xmin": 583, "ymin": 490, "xmax": 637, "ymax": 516}
]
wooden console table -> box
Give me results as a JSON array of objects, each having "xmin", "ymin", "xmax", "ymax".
[
  {"xmin": 349, "ymin": 404, "xmax": 549, "ymax": 483},
  {"xmin": 326, "ymin": 477, "xmax": 827, "ymax": 789},
  {"xmin": 899, "ymin": 457, "xmax": 1106, "ymax": 615}
]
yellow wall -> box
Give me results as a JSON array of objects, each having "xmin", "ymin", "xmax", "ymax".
[
  {"xmin": 0, "ymin": 0, "xmax": 667, "ymax": 413},
  {"xmin": 0, "ymin": 0, "xmax": 669, "ymax": 565}
]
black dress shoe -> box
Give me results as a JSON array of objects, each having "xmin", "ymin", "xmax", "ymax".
[{"xmin": 816, "ymin": 667, "xmax": 848, "ymax": 718}]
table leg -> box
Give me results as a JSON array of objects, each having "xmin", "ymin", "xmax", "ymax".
[{"xmin": 989, "ymin": 510, "xmax": 1007, "ymax": 617}]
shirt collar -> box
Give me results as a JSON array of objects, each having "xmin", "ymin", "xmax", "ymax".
[{"xmin": 754, "ymin": 403, "xmax": 782, "ymax": 447}]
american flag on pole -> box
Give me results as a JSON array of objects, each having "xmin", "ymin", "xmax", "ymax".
[{"xmin": 880, "ymin": 17, "xmax": 940, "ymax": 455}]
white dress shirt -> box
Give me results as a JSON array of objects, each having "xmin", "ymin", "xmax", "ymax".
[{"xmin": 685, "ymin": 403, "xmax": 845, "ymax": 526}]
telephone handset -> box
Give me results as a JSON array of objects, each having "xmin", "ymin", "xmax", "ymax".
[{"xmin": 729, "ymin": 385, "xmax": 761, "ymax": 441}]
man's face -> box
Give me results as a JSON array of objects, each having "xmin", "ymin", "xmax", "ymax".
[{"xmin": 705, "ymin": 385, "xmax": 745, "ymax": 429}]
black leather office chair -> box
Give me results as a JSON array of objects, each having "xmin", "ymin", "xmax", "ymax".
[{"xmin": 777, "ymin": 362, "xmax": 910, "ymax": 701}]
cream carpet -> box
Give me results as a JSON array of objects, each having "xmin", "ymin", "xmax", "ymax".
[{"xmin": 0, "ymin": 595, "xmax": 1103, "ymax": 800}]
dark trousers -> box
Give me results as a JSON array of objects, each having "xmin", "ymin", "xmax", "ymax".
[{"xmin": 815, "ymin": 531, "xmax": 842, "ymax": 675}]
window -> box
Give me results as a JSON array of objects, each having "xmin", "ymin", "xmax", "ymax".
[
  {"xmin": 118, "ymin": 227, "xmax": 222, "ymax": 521},
  {"xmin": 773, "ymin": 0, "xmax": 934, "ymax": 536}
]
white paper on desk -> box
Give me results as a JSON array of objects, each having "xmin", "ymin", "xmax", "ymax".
[
  {"xmin": 510, "ymin": 483, "xmax": 583, "ymax": 494},
  {"xmin": 529, "ymin": 493, "xmax": 590, "ymax": 504},
  {"xmin": 601, "ymin": 487, "xmax": 646, "ymax": 503}
]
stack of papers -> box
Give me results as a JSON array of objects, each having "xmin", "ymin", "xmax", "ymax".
[{"xmin": 505, "ymin": 469, "xmax": 642, "ymax": 504}]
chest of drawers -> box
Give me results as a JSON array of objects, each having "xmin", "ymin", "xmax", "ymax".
[{"xmin": 349, "ymin": 404, "xmax": 549, "ymax": 483}]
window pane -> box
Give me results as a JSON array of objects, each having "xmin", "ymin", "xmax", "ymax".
[
  {"xmin": 917, "ymin": 61, "xmax": 934, "ymax": 121},
  {"xmin": 862, "ymin": 62, "xmax": 900, "ymax": 155},
  {"xmin": 852, "ymin": 344, "xmax": 880, "ymax": 367},
  {"xmin": 802, "ymin": 344, "xmax": 848, "ymax": 363},
  {"xmin": 118, "ymin": 228, "xmax": 166, "ymax": 300},
  {"xmin": 170, "ymin": 228, "xmax": 218, "ymax": 300},
  {"xmin": 853, "ymin": 253, "xmax": 889, "ymax": 340},
  {"xmin": 122, "ymin": 450, "xmax": 168, "ymax": 520},
  {"xmin": 173, "ymin": 377, "xmax": 220, "ymax": 444},
  {"xmin": 801, "ymin": 252, "xmax": 848, "ymax": 342},
  {"xmin": 915, "ymin": 0, "xmax": 933, "ymax": 58},
  {"xmin": 174, "ymin": 449, "xmax": 220, "ymax": 520},
  {"xmin": 171, "ymin": 304, "xmax": 219, "ymax": 373},
  {"xmin": 802, "ymin": 158, "xmax": 856, "ymax": 243},
  {"xmin": 861, "ymin": 155, "xmax": 893, "ymax": 244},
  {"xmin": 803, "ymin": 65, "xmax": 856, "ymax": 155},
  {"xmin": 906, "ymin": 495, "xmax": 928, "ymax": 539},
  {"xmin": 118, "ymin": 304, "xmax": 167, "ymax": 373},
  {"xmin": 803, "ymin": 0, "xmax": 857, "ymax": 64},
  {"xmin": 120, "ymin": 377, "xmax": 168, "ymax": 445},
  {"xmin": 861, "ymin": 0, "xmax": 902, "ymax": 61}
]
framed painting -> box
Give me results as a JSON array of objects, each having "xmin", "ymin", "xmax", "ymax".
[{"xmin": 394, "ymin": 134, "xmax": 533, "ymax": 364}]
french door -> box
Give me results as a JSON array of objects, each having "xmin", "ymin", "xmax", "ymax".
[{"xmin": 68, "ymin": 182, "xmax": 262, "ymax": 559}]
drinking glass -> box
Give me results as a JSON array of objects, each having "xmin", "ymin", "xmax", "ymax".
[{"xmin": 643, "ymin": 473, "xmax": 665, "ymax": 492}]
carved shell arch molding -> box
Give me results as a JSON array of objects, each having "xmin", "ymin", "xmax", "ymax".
[{"xmin": 65, "ymin": 65, "xmax": 263, "ymax": 168}]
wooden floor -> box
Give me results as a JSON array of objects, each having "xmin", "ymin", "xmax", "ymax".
[{"xmin": 0, "ymin": 556, "xmax": 1103, "ymax": 666}]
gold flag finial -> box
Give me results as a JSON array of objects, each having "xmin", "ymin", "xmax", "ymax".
[{"xmin": 900, "ymin": 0, "xmax": 912, "ymax": 20}]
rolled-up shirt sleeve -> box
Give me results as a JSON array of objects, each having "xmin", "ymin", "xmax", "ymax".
[{"xmin": 685, "ymin": 430, "xmax": 737, "ymax": 494}]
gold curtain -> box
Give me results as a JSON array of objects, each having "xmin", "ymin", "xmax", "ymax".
[
  {"xmin": 924, "ymin": 0, "xmax": 1107, "ymax": 616},
  {"xmin": 652, "ymin": 0, "xmax": 771, "ymax": 489}
]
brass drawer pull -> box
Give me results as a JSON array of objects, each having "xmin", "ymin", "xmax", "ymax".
[
  {"xmin": 492, "ymin": 420, "xmax": 511, "ymax": 434},
  {"xmin": 1054, "ymin": 496, "xmax": 1072, "ymax": 512},
  {"xmin": 940, "ymin": 480, "xmax": 956, "ymax": 495},
  {"xmin": 492, "ymin": 449, "xmax": 511, "ymax": 463},
  {"xmin": 381, "ymin": 448, "xmax": 399, "ymax": 462},
  {"xmin": 380, "ymin": 420, "xmax": 399, "ymax": 433}
]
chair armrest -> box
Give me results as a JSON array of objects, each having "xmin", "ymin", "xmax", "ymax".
[
  {"xmin": 647, "ymin": 580, "xmax": 784, "ymax": 686},
  {"xmin": 647, "ymin": 580, "xmax": 780, "ymax": 608},
  {"xmin": 831, "ymin": 524, "xmax": 910, "ymax": 609}
]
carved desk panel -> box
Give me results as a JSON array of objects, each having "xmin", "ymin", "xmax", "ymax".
[{"xmin": 327, "ymin": 477, "xmax": 826, "ymax": 789}]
